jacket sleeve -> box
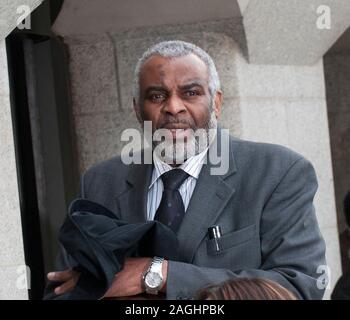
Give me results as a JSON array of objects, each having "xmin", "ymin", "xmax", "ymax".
[{"xmin": 166, "ymin": 158, "xmax": 327, "ymax": 300}]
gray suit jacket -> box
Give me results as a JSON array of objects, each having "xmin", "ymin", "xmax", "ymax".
[{"xmin": 53, "ymin": 130, "xmax": 326, "ymax": 300}]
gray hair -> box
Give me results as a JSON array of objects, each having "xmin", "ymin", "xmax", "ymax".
[{"xmin": 133, "ymin": 40, "xmax": 221, "ymax": 102}]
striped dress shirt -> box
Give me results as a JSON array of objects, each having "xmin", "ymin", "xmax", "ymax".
[{"xmin": 147, "ymin": 148, "xmax": 209, "ymax": 221}]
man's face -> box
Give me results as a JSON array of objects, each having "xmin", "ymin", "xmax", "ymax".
[{"xmin": 134, "ymin": 53, "xmax": 222, "ymax": 163}]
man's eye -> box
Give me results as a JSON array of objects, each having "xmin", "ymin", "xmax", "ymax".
[
  {"xmin": 185, "ymin": 90, "xmax": 199, "ymax": 97},
  {"xmin": 149, "ymin": 94, "xmax": 166, "ymax": 102}
]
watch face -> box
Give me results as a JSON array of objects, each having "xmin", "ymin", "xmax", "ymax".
[{"xmin": 145, "ymin": 272, "xmax": 162, "ymax": 289}]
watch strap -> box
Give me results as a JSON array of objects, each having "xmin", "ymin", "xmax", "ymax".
[{"xmin": 143, "ymin": 256, "xmax": 164, "ymax": 294}]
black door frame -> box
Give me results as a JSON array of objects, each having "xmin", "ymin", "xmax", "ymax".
[{"xmin": 5, "ymin": 0, "xmax": 75, "ymax": 300}]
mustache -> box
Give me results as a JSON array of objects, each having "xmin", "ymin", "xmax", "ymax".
[{"xmin": 156, "ymin": 118, "xmax": 196, "ymax": 130}]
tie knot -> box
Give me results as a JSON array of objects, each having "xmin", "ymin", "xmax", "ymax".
[{"xmin": 160, "ymin": 169, "xmax": 190, "ymax": 191}]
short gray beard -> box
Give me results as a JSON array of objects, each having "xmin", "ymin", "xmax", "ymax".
[{"xmin": 152, "ymin": 105, "xmax": 217, "ymax": 165}]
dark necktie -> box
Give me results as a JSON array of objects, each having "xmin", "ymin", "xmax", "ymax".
[{"xmin": 154, "ymin": 169, "xmax": 190, "ymax": 233}]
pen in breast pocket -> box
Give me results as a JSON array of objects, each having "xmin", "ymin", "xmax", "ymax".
[{"xmin": 208, "ymin": 226, "xmax": 222, "ymax": 252}]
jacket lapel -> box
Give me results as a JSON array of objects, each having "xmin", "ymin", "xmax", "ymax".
[
  {"xmin": 176, "ymin": 128, "xmax": 238, "ymax": 262},
  {"xmin": 117, "ymin": 153, "xmax": 153, "ymax": 223}
]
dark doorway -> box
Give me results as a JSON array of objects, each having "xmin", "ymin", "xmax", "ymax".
[{"xmin": 6, "ymin": 0, "xmax": 78, "ymax": 299}]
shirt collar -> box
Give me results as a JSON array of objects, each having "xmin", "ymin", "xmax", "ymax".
[{"xmin": 149, "ymin": 147, "xmax": 209, "ymax": 190}]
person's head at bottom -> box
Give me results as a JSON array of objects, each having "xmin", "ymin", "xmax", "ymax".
[{"xmin": 195, "ymin": 278, "xmax": 298, "ymax": 300}]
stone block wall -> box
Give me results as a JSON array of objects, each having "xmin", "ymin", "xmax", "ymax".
[{"xmin": 0, "ymin": 41, "xmax": 28, "ymax": 299}]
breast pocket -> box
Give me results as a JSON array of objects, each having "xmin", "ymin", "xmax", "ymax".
[{"xmin": 206, "ymin": 223, "xmax": 256, "ymax": 256}]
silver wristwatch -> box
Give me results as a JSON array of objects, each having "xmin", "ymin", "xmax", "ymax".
[{"xmin": 142, "ymin": 257, "xmax": 164, "ymax": 295}]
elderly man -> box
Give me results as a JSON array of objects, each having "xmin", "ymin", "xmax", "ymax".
[{"xmin": 46, "ymin": 40, "xmax": 326, "ymax": 300}]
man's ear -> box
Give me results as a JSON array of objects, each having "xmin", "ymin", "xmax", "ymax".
[
  {"xmin": 133, "ymin": 98, "xmax": 143, "ymax": 124},
  {"xmin": 213, "ymin": 90, "xmax": 223, "ymax": 119}
]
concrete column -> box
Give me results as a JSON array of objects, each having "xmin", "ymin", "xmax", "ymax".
[
  {"xmin": 240, "ymin": 0, "xmax": 350, "ymax": 65},
  {"xmin": 0, "ymin": 40, "xmax": 28, "ymax": 299}
]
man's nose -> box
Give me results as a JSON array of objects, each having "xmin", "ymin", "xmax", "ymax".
[{"xmin": 163, "ymin": 95, "xmax": 186, "ymax": 115}]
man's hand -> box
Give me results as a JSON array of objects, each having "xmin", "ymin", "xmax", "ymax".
[
  {"xmin": 47, "ymin": 269, "xmax": 80, "ymax": 296},
  {"xmin": 103, "ymin": 257, "xmax": 168, "ymax": 298},
  {"xmin": 47, "ymin": 257, "xmax": 168, "ymax": 298}
]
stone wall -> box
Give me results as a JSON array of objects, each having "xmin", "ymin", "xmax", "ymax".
[{"xmin": 0, "ymin": 41, "xmax": 28, "ymax": 299}]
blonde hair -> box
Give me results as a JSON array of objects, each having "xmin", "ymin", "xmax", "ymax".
[{"xmin": 196, "ymin": 278, "xmax": 298, "ymax": 300}]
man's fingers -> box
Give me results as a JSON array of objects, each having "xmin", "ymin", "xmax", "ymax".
[
  {"xmin": 47, "ymin": 269, "xmax": 81, "ymax": 296},
  {"xmin": 47, "ymin": 269, "xmax": 77, "ymax": 282},
  {"xmin": 54, "ymin": 277, "xmax": 78, "ymax": 295}
]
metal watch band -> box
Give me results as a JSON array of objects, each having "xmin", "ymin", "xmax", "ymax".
[
  {"xmin": 149, "ymin": 256, "xmax": 164, "ymax": 274},
  {"xmin": 143, "ymin": 256, "xmax": 164, "ymax": 294}
]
